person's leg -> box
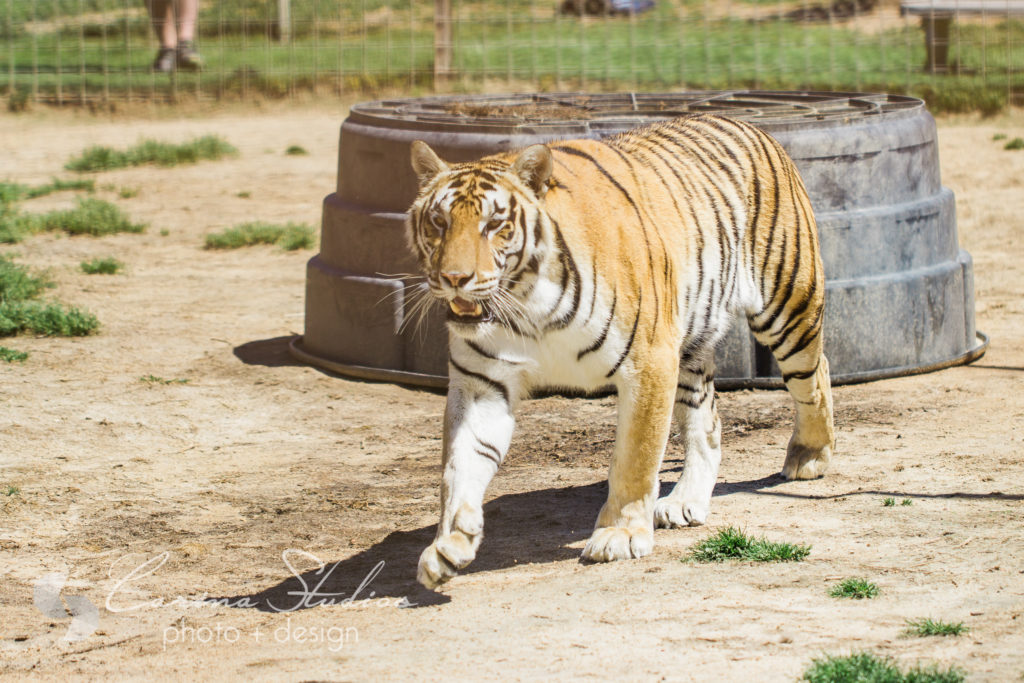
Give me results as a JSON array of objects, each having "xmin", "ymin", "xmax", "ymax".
[
  {"xmin": 176, "ymin": 0, "xmax": 197, "ymax": 42},
  {"xmin": 175, "ymin": 0, "xmax": 202, "ymax": 70},
  {"xmin": 147, "ymin": 0, "xmax": 177, "ymax": 71}
]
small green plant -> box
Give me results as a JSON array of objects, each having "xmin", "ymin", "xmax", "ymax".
[
  {"xmin": 24, "ymin": 178, "xmax": 96, "ymax": 199},
  {"xmin": 993, "ymin": 132, "xmax": 1008, "ymax": 141},
  {"xmin": 80, "ymin": 257, "xmax": 123, "ymax": 275},
  {"xmin": 883, "ymin": 497, "xmax": 896, "ymax": 507},
  {"xmin": 140, "ymin": 375, "xmax": 189, "ymax": 385},
  {"xmin": 204, "ymin": 222, "xmax": 314, "ymax": 251},
  {"xmin": 0, "ymin": 213, "xmax": 37, "ymax": 244},
  {"xmin": 0, "ymin": 346, "xmax": 28, "ymax": 362},
  {"xmin": 803, "ymin": 652, "xmax": 965, "ymax": 683},
  {"xmin": 1, "ymin": 198, "xmax": 145, "ymax": 243},
  {"xmin": 901, "ymin": 498, "xmax": 913, "ymax": 506},
  {"xmin": 278, "ymin": 224, "xmax": 315, "ymax": 250},
  {"xmin": 685, "ymin": 526, "xmax": 810, "ymax": 563},
  {"xmin": 904, "ymin": 618, "xmax": 968, "ymax": 637},
  {"xmin": 4, "ymin": 485, "xmax": 19, "ymax": 496},
  {"xmin": 0, "ymin": 182, "xmax": 26, "ymax": 205},
  {"xmin": 0, "ymin": 178, "xmax": 94, "ymax": 203},
  {"xmin": 65, "ymin": 135, "xmax": 237, "ymax": 172},
  {"xmin": 0, "ymin": 254, "xmax": 54, "ymax": 301},
  {"xmin": 1, "ymin": 255, "xmax": 98, "ymax": 336},
  {"xmin": 37, "ymin": 198, "xmax": 146, "ymax": 237},
  {"xmin": 1004, "ymin": 137, "xmax": 1024, "ymax": 151},
  {"xmin": 159, "ymin": 229, "xmax": 170, "ymax": 237},
  {"xmin": 830, "ymin": 577, "xmax": 880, "ymax": 599},
  {"xmin": 236, "ymin": 191, "xmax": 251, "ymax": 198},
  {"xmin": 118, "ymin": 187, "xmax": 139, "ymax": 199},
  {"xmin": 0, "ymin": 301, "xmax": 99, "ymax": 337},
  {"xmin": 7, "ymin": 86, "xmax": 30, "ymax": 113},
  {"xmin": 285, "ymin": 145, "xmax": 309, "ymax": 156}
]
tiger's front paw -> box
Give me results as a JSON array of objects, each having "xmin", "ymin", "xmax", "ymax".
[
  {"xmin": 581, "ymin": 525, "xmax": 653, "ymax": 563},
  {"xmin": 416, "ymin": 504, "xmax": 483, "ymax": 589},
  {"xmin": 654, "ymin": 496, "xmax": 708, "ymax": 528}
]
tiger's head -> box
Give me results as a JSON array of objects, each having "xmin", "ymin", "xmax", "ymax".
[{"xmin": 406, "ymin": 140, "xmax": 553, "ymax": 335}]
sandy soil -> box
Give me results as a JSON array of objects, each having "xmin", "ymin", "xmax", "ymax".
[{"xmin": 0, "ymin": 102, "xmax": 1022, "ymax": 681}]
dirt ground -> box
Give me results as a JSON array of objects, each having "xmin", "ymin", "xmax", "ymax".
[{"xmin": 0, "ymin": 101, "xmax": 1022, "ymax": 682}]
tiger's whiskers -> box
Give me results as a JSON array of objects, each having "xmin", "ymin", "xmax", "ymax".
[{"xmin": 400, "ymin": 281, "xmax": 440, "ymax": 344}]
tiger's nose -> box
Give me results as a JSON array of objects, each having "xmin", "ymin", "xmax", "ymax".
[{"xmin": 441, "ymin": 271, "xmax": 472, "ymax": 288}]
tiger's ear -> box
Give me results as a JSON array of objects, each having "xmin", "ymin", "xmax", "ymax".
[
  {"xmin": 512, "ymin": 144, "xmax": 553, "ymax": 196},
  {"xmin": 410, "ymin": 140, "xmax": 449, "ymax": 188}
]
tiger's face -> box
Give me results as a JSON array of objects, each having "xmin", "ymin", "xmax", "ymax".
[{"xmin": 406, "ymin": 141, "xmax": 552, "ymax": 334}]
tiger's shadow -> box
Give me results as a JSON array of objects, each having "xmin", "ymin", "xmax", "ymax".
[
  {"xmin": 215, "ymin": 474, "xmax": 785, "ymax": 610},
  {"xmin": 215, "ymin": 482, "xmax": 611, "ymax": 610}
]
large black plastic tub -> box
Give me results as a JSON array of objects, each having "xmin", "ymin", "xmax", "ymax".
[{"xmin": 293, "ymin": 91, "xmax": 986, "ymax": 389}]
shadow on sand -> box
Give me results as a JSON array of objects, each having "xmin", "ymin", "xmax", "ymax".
[{"xmin": 215, "ymin": 453, "xmax": 1021, "ymax": 610}]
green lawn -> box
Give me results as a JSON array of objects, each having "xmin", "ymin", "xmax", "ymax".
[{"xmin": 2, "ymin": 0, "xmax": 1022, "ymax": 113}]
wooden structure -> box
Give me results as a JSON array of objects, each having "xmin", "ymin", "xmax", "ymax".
[
  {"xmin": 434, "ymin": 0, "xmax": 453, "ymax": 83},
  {"xmin": 901, "ymin": 1, "xmax": 1024, "ymax": 72}
]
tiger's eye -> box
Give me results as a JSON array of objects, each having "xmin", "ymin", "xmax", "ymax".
[{"xmin": 486, "ymin": 219, "xmax": 503, "ymax": 233}]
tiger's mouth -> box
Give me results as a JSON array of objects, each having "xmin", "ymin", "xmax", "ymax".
[{"xmin": 447, "ymin": 296, "xmax": 493, "ymax": 324}]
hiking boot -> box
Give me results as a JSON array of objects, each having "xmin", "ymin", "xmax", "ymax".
[
  {"xmin": 176, "ymin": 41, "xmax": 202, "ymax": 71},
  {"xmin": 151, "ymin": 47, "xmax": 176, "ymax": 73}
]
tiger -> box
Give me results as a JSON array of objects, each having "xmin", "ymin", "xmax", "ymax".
[{"xmin": 405, "ymin": 114, "xmax": 835, "ymax": 590}]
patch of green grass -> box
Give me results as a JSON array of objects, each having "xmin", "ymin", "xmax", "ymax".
[
  {"xmin": 24, "ymin": 178, "xmax": 96, "ymax": 199},
  {"xmin": 80, "ymin": 257, "xmax": 123, "ymax": 275},
  {"xmin": 204, "ymin": 222, "xmax": 315, "ymax": 251},
  {"xmin": 140, "ymin": 374, "xmax": 189, "ymax": 385},
  {"xmin": 0, "ymin": 254, "xmax": 54, "ymax": 302},
  {"xmin": 34, "ymin": 197, "xmax": 146, "ymax": 237},
  {"xmin": 993, "ymin": 133, "xmax": 1008, "ymax": 141},
  {"xmin": 901, "ymin": 498, "xmax": 913, "ymax": 506},
  {"xmin": 883, "ymin": 497, "xmax": 896, "ymax": 507},
  {"xmin": 904, "ymin": 618, "xmax": 968, "ymax": 638},
  {"xmin": 0, "ymin": 181, "xmax": 35, "ymax": 204},
  {"xmin": 0, "ymin": 250, "xmax": 100, "ymax": 338},
  {"xmin": 236, "ymin": 191, "xmax": 251, "ymax": 199},
  {"xmin": 1004, "ymin": 137, "xmax": 1024, "ymax": 150},
  {"xmin": 203, "ymin": 222, "xmax": 285, "ymax": 249},
  {"xmin": 3, "ymin": 197, "xmax": 144, "ymax": 243},
  {"xmin": 830, "ymin": 577, "xmax": 880, "ymax": 599},
  {"xmin": 0, "ymin": 213, "xmax": 38, "ymax": 244},
  {"xmin": 5, "ymin": 7, "xmax": 1023, "ymax": 115},
  {"xmin": 0, "ymin": 301, "xmax": 97, "ymax": 336},
  {"xmin": 159, "ymin": 229, "xmax": 170, "ymax": 237},
  {"xmin": 0, "ymin": 178, "xmax": 95, "ymax": 205},
  {"xmin": 278, "ymin": 225, "xmax": 316, "ymax": 251},
  {"xmin": 803, "ymin": 652, "xmax": 965, "ymax": 683},
  {"xmin": 4, "ymin": 485, "xmax": 19, "ymax": 496},
  {"xmin": 0, "ymin": 182, "xmax": 28, "ymax": 205},
  {"xmin": 0, "ymin": 301, "xmax": 99, "ymax": 337},
  {"xmin": 285, "ymin": 145, "xmax": 309, "ymax": 156},
  {"xmin": 118, "ymin": 187, "xmax": 139, "ymax": 199},
  {"xmin": 685, "ymin": 526, "xmax": 810, "ymax": 563},
  {"xmin": 0, "ymin": 346, "xmax": 28, "ymax": 362},
  {"xmin": 65, "ymin": 135, "xmax": 237, "ymax": 172}
]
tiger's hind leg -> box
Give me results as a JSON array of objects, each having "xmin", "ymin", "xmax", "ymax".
[
  {"xmin": 750, "ymin": 312, "xmax": 835, "ymax": 480},
  {"xmin": 654, "ymin": 351, "xmax": 721, "ymax": 527},
  {"xmin": 779, "ymin": 348, "xmax": 834, "ymax": 479}
]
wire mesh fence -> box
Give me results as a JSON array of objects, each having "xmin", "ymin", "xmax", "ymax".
[{"xmin": 2, "ymin": 0, "xmax": 1022, "ymax": 111}]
